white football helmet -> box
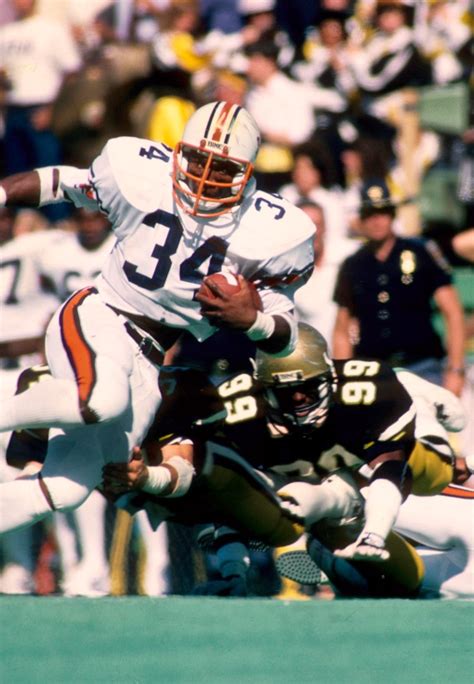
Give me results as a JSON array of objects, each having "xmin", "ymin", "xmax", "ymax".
[{"xmin": 172, "ymin": 101, "xmax": 260, "ymax": 217}]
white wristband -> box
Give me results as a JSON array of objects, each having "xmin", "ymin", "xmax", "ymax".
[
  {"xmin": 245, "ymin": 310, "xmax": 275, "ymax": 341},
  {"xmin": 142, "ymin": 465, "xmax": 172, "ymax": 494},
  {"xmin": 141, "ymin": 456, "xmax": 195, "ymax": 497},
  {"xmin": 0, "ymin": 185, "xmax": 6, "ymax": 207},
  {"xmin": 36, "ymin": 167, "xmax": 62, "ymax": 205}
]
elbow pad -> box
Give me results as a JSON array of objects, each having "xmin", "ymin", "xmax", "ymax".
[{"xmin": 35, "ymin": 166, "xmax": 92, "ymax": 206}]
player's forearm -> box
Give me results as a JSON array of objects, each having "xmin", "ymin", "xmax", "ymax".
[
  {"xmin": 0, "ymin": 166, "xmax": 89, "ymax": 208},
  {"xmin": 0, "ymin": 171, "xmax": 41, "ymax": 207},
  {"xmin": 332, "ymin": 308, "xmax": 354, "ymax": 358},
  {"xmin": 444, "ymin": 310, "xmax": 466, "ymax": 371},
  {"xmin": 143, "ymin": 444, "xmax": 195, "ymax": 498},
  {"xmin": 437, "ymin": 286, "xmax": 466, "ymax": 370},
  {"xmin": 250, "ymin": 314, "xmax": 294, "ymax": 355},
  {"xmin": 0, "ymin": 336, "xmax": 44, "ymax": 358}
]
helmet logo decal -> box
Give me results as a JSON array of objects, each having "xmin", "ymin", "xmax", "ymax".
[{"xmin": 272, "ymin": 370, "xmax": 304, "ymax": 383}]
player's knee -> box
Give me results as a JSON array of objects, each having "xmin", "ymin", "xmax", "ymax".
[{"xmin": 39, "ymin": 473, "xmax": 89, "ymax": 512}]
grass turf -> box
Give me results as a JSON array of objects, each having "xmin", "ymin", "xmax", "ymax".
[{"xmin": 1, "ymin": 596, "xmax": 473, "ymax": 683}]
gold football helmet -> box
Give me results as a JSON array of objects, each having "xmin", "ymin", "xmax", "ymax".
[{"xmin": 254, "ymin": 323, "xmax": 336, "ymax": 431}]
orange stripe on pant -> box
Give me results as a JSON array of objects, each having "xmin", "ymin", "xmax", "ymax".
[
  {"xmin": 441, "ymin": 484, "xmax": 474, "ymax": 499},
  {"xmin": 59, "ymin": 287, "xmax": 98, "ymax": 422}
]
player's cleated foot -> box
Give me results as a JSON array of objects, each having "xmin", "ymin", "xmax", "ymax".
[
  {"xmin": 0, "ymin": 564, "xmax": 34, "ymax": 595},
  {"xmin": 334, "ymin": 533, "xmax": 390, "ymax": 562},
  {"xmin": 275, "ymin": 549, "xmax": 321, "ymax": 586},
  {"xmin": 274, "ymin": 577, "xmax": 311, "ymax": 601},
  {"xmin": 61, "ymin": 565, "xmax": 110, "ymax": 598}
]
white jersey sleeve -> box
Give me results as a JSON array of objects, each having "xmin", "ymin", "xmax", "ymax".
[{"xmin": 88, "ymin": 137, "xmax": 174, "ymax": 238}]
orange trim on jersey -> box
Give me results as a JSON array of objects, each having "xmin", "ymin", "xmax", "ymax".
[
  {"xmin": 59, "ymin": 287, "xmax": 97, "ymax": 406},
  {"xmin": 441, "ymin": 484, "xmax": 474, "ymax": 499},
  {"xmin": 212, "ymin": 102, "xmax": 234, "ymax": 142}
]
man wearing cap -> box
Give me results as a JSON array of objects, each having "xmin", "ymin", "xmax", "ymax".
[{"xmin": 332, "ymin": 178, "xmax": 465, "ymax": 396}]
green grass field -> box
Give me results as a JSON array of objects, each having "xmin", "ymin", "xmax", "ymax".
[{"xmin": 1, "ymin": 596, "xmax": 473, "ymax": 683}]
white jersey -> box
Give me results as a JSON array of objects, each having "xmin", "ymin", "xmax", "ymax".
[
  {"xmin": 63, "ymin": 136, "xmax": 315, "ymax": 341},
  {"xmin": 0, "ymin": 230, "xmax": 59, "ymax": 345},
  {"xmin": 37, "ymin": 230, "xmax": 116, "ymax": 302},
  {"xmin": 0, "ymin": 16, "xmax": 81, "ymax": 106},
  {"xmin": 395, "ymin": 485, "xmax": 474, "ymax": 599}
]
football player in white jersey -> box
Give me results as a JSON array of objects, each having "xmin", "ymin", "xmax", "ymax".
[
  {"xmin": 0, "ymin": 101, "xmax": 315, "ymax": 536},
  {"xmin": 0, "ymin": 206, "xmax": 59, "ymax": 593},
  {"xmin": 0, "ymin": 207, "xmax": 58, "ymax": 370},
  {"xmin": 38, "ymin": 208, "xmax": 116, "ymax": 302}
]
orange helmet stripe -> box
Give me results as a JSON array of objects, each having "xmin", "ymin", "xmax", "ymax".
[{"xmin": 203, "ymin": 102, "xmax": 241, "ymax": 145}]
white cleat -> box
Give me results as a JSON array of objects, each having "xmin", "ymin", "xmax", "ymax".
[
  {"xmin": 334, "ymin": 533, "xmax": 390, "ymax": 562},
  {"xmin": 61, "ymin": 565, "xmax": 110, "ymax": 598},
  {"xmin": 1, "ymin": 564, "xmax": 34, "ymax": 595}
]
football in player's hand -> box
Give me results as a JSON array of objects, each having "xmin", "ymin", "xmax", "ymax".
[{"xmin": 199, "ymin": 272, "xmax": 263, "ymax": 310}]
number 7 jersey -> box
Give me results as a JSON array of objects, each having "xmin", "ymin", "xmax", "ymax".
[{"xmin": 63, "ymin": 136, "xmax": 315, "ymax": 341}]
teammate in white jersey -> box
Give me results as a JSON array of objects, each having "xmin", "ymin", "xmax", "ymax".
[
  {"xmin": 38, "ymin": 209, "xmax": 116, "ymax": 302},
  {"xmin": 0, "ymin": 207, "xmax": 58, "ymax": 369},
  {"xmin": 0, "ymin": 101, "xmax": 315, "ymax": 535}
]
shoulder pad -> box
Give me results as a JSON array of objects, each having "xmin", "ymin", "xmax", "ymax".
[
  {"xmin": 95, "ymin": 137, "xmax": 173, "ymax": 213},
  {"xmin": 236, "ymin": 191, "xmax": 315, "ymax": 259}
]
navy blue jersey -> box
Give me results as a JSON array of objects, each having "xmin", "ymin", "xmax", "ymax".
[
  {"xmin": 333, "ymin": 237, "xmax": 452, "ymax": 364},
  {"xmin": 147, "ymin": 358, "xmax": 416, "ymax": 475}
]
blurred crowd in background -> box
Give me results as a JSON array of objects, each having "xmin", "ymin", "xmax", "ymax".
[{"xmin": 0, "ymin": 0, "xmax": 473, "ymax": 598}]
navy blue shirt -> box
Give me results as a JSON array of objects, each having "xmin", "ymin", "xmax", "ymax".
[{"xmin": 333, "ymin": 237, "xmax": 452, "ymax": 365}]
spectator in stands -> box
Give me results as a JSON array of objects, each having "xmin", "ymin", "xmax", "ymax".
[
  {"xmin": 413, "ymin": 0, "xmax": 469, "ymax": 84},
  {"xmin": 278, "ymin": 142, "xmax": 347, "ymax": 240},
  {"xmin": 293, "ymin": 200, "xmax": 358, "ymax": 347},
  {"xmin": 0, "ymin": 0, "xmax": 82, "ymax": 223},
  {"xmin": 291, "ymin": 7, "xmax": 356, "ymax": 100},
  {"xmin": 200, "ymin": 0, "xmax": 242, "ymax": 34},
  {"xmin": 332, "ymin": 178, "xmax": 466, "ymax": 396},
  {"xmin": 349, "ymin": 1, "xmax": 432, "ymax": 124}
]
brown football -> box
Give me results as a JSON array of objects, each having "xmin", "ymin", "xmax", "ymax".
[{"xmin": 199, "ymin": 273, "xmax": 263, "ymax": 310}]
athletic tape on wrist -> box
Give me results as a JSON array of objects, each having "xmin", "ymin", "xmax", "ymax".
[
  {"xmin": 246, "ymin": 310, "xmax": 275, "ymax": 341},
  {"xmin": 142, "ymin": 456, "xmax": 194, "ymax": 497},
  {"xmin": 142, "ymin": 465, "xmax": 172, "ymax": 494},
  {"xmin": 0, "ymin": 185, "xmax": 6, "ymax": 207},
  {"xmin": 165, "ymin": 455, "xmax": 195, "ymax": 497}
]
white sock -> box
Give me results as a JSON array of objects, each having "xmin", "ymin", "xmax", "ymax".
[
  {"xmin": 0, "ymin": 378, "xmax": 83, "ymax": 431},
  {"xmin": 362, "ymin": 478, "xmax": 403, "ymax": 542},
  {"xmin": 0, "ymin": 475, "xmax": 53, "ymax": 533},
  {"xmin": 75, "ymin": 490, "xmax": 108, "ymax": 574},
  {"xmin": 54, "ymin": 513, "xmax": 79, "ymax": 576},
  {"xmin": 137, "ymin": 516, "xmax": 170, "ymax": 596}
]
